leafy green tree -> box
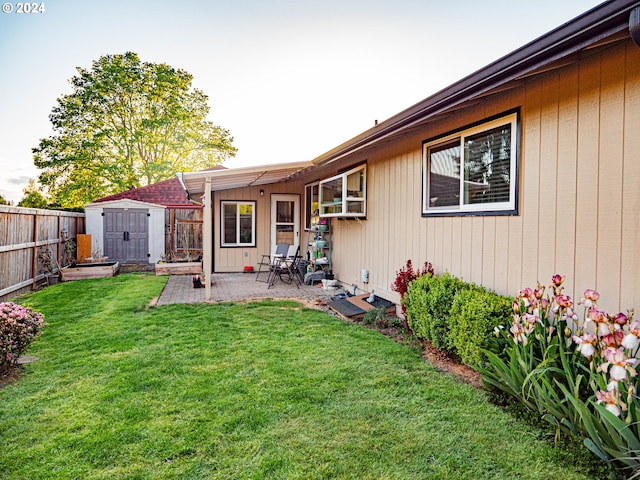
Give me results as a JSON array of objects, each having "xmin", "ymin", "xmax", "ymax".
[
  {"xmin": 0, "ymin": 194, "xmax": 9, "ymax": 205},
  {"xmin": 33, "ymin": 52, "xmax": 236, "ymax": 208},
  {"xmin": 18, "ymin": 179, "xmax": 49, "ymax": 209}
]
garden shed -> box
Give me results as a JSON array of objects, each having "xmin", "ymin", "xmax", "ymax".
[{"xmin": 84, "ymin": 175, "xmax": 212, "ymax": 264}]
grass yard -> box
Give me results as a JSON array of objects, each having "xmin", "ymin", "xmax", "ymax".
[{"xmin": 0, "ymin": 274, "xmax": 595, "ymax": 479}]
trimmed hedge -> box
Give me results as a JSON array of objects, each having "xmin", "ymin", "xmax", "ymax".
[
  {"xmin": 449, "ymin": 286, "xmax": 512, "ymax": 365},
  {"xmin": 403, "ymin": 272, "xmax": 512, "ymax": 366},
  {"xmin": 404, "ymin": 273, "xmax": 435, "ymax": 340}
]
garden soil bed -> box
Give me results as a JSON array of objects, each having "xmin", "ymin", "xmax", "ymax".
[
  {"xmin": 61, "ymin": 261, "xmax": 119, "ymax": 281},
  {"xmin": 155, "ymin": 261, "xmax": 202, "ymax": 276},
  {"xmin": 420, "ymin": 340, "xmax": 483, "ymax": 387}
]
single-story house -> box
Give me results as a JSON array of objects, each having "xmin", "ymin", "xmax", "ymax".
[
  {"xmin": 85, "ymin": 173, "xmax": 223, "ymax": 264},
  {"xmin": 180, "ymin": 0, "xmax": 640, "ymax": 315}
]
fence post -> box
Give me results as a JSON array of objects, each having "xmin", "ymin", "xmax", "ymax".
[{"xmin": 31, "ymin": 211, "xmax": 38, "ymax": 288}]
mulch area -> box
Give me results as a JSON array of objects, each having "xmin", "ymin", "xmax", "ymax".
[
  {"xmin": 0, "ymin": 365, "xmax": 21, "ymax": 388},
  {"xmin": 420, "ymin": 340, "xmax": 483, "ymax": 388}
]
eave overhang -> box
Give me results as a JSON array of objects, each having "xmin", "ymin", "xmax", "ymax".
[
  {"xmin": 178, "ymin": 161, "xmax": 313, "ymax": 202},
  {"xmin": 312, "ymin": 0, "xmax": 640, "ymax": 167}
]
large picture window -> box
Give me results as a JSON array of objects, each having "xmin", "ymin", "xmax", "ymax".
[
  {"xmin": 221, "ymin": 201, "xmax": 256, "ymax": 247},
  {"xmin": 423, "ymin": 112, "xmax": 518, "ymax": 215}
]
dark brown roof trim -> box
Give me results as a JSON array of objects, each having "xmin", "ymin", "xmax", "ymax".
[{"xmin": 312, "ymin": 0, "xmax": 640, "ymax": 167}]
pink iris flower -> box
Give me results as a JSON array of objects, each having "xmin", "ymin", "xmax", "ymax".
[
  {"xmin": 613, "ymin": 312, "xmax": 629, "ymax": 326},
  {"xmin": 510, "ymin": 320, "xmax": 529, "ymax": 345},
  {"xmin": 517, "ymin": 288, "xmax": 533, "ymax": 300},
  {"xmin": 622, "ymin": 321, "xmax": 640, "ymax": 351},
  {"xmin": 601, "ymin": 330, "xmax": 624, "ymax": 348},
  {"xmin": 555, "ymin": 294, "xmax": 573, "ymax": 309},
  {"xmin": 580, "ymin": 289, "xmax": 600, "ymax": 309},
  {"xmin": 601, "ymin": 347, "xmax": 638, "ymax": 382},
  {"xmin": 588, "ymin": 308, "xmax": 611, "ymax": 337},
  {"xmin": 596, "ymin": 389, "xmax": 622, "ymax": 416},
  {"xmin": 573, "ymin": 333, "xmax": 597, "ymax": 358}
]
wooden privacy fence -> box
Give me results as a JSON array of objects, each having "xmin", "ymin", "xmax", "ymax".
[
  {"xmin": 165, "ymin": 207, "xmax": 203, "ymax": 260},
  {"xmin": 0, "ymin": 205, "xmax": 85, "ymax": 301}
]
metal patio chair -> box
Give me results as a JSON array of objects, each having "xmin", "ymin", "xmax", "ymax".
[
  {"xmin": 255, "ymin": 242, "xmax": 290, "ymax": 282},
  {"xmin": 267, "ymin": 246, "xmax": 301, "ymax": 289}
]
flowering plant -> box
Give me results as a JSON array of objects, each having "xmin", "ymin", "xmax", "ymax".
[
  {"xmin": 480, "ymin": 275, "xmax": 639, "ymax": 475},
  {"xmin": 0, "ymin": 302, "xmax": 46, "ymax": 369},
  {"xmin": 392, "ymin": 259, "xmax": 434, "ymax": 332},
  {"xmin": 392, "ymin": 259, "xmax": 434, "ymax": 311}
]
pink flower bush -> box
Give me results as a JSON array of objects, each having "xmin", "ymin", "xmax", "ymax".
[
  {"xmin": 483, "ymin": 274, "xmax": 639, "ymax": 474},
  {"xmin": 0, "ymin": 302, "xmax": 46, "ymax": 368},
  {"xmin": 506, "ymin": 275, "xmax": 639, "ymax": 418}
]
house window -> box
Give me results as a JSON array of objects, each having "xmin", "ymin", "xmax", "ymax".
[
  {"xmin": 319, "ymin": 164, "xmax": 366, "ymax": 218},
  {"xmin": 304, "ymin": 182, "xmax": 319, "ymax": 230},
  {"xmin": 423, "ymin": 112, "xmax": 518, "ymax": 215},
  {"xmin": 221, "ymin": 201, "xmax": 256, "ymax": 247}
]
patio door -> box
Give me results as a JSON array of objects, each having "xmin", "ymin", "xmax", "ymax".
[{"xmin": 270, "ymin": 194, "xmax": 299, "ymax": 258}]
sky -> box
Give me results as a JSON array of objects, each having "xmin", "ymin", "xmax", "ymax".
[{"xmin": 0, "ymin": 0, "xmax": 604, "ymax": 204}]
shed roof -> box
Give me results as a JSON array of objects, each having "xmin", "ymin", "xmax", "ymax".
[{"xmin": 93, "ymin": 167, "xmax": 226, "ymax": 207}]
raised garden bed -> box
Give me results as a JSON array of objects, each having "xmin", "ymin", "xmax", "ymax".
[
  {"xmin": 61, "ymin": 261, "xmax": 120, "ymax": 281},
  {"xmin": 155, "ymin": 261, "xmax": 202, "ymax": 276}
]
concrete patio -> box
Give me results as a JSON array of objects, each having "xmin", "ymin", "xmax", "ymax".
[{"xmin": 156, "ymin": 272, "xmax": 339, "ymax": 306}]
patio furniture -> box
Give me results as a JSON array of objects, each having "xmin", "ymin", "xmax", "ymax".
[
  {"xmin": 267, "ymin": 249, "xmax": 302, "ymax": 289},
  {"xmin": 256, "ymin": 242, "xmax": 290, "ymax": 282}
]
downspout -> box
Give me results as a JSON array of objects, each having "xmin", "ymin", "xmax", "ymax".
[
  {"xmin": 203, "ymin": 176, "xmax": 212, "ymax": 301},
  {"xmin": 631, "ymin": 6, "xmax": 640, "ymax": 48}
]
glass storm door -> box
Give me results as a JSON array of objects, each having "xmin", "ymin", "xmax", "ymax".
[{"xmin": 270, "ymin": 194, "xmax": 299, "ymax": 257}]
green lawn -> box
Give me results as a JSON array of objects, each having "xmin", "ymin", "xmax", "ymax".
[{"xmin": 0, "ymin": 274, "xmax": 595, "ymax": 479}]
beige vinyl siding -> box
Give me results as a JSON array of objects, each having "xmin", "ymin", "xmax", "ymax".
[
  {"xmin": 597, "ymin": 46, "xmax": 625, "ymax": 309},
  {"xmin": 621, "ymin": 42, "xmax": 640, "ymax": 311},
  {"xmin": 329, "ymin": 39, "xmax": 640, "ymax": 315}
]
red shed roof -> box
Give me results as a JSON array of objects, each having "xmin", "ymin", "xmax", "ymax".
[{"xmin": 94, "ymin": 166, "xmax": 226, "ymax": 207}]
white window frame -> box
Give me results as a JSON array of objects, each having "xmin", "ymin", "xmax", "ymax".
[
  {"xmin": 422, "ymin": 112, "xmax": 518, "ymax": 215},
  {"xmin": 221, "ymin": 201, "xmax": 256, "ymax": 247},
  {"xmin": 319, "ymin": 164, "xmax": 367, "ymax": 218},
  {"xmin": 304, "ymin": 181, "xmax": 319, "ymax": 230}
]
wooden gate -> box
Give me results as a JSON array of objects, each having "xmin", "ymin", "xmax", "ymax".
[{"xmin": 165, "ymin": 208, "xmax": 203, "ymax": 260}]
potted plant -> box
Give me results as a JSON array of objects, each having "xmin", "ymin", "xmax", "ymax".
[
  {"xmin": 62, "ymin": 233, "xmax": 77, "ymax": 264},
  {"xmin": 37, "ymin": 245, "xmax": 60, "ymax": 285}
]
